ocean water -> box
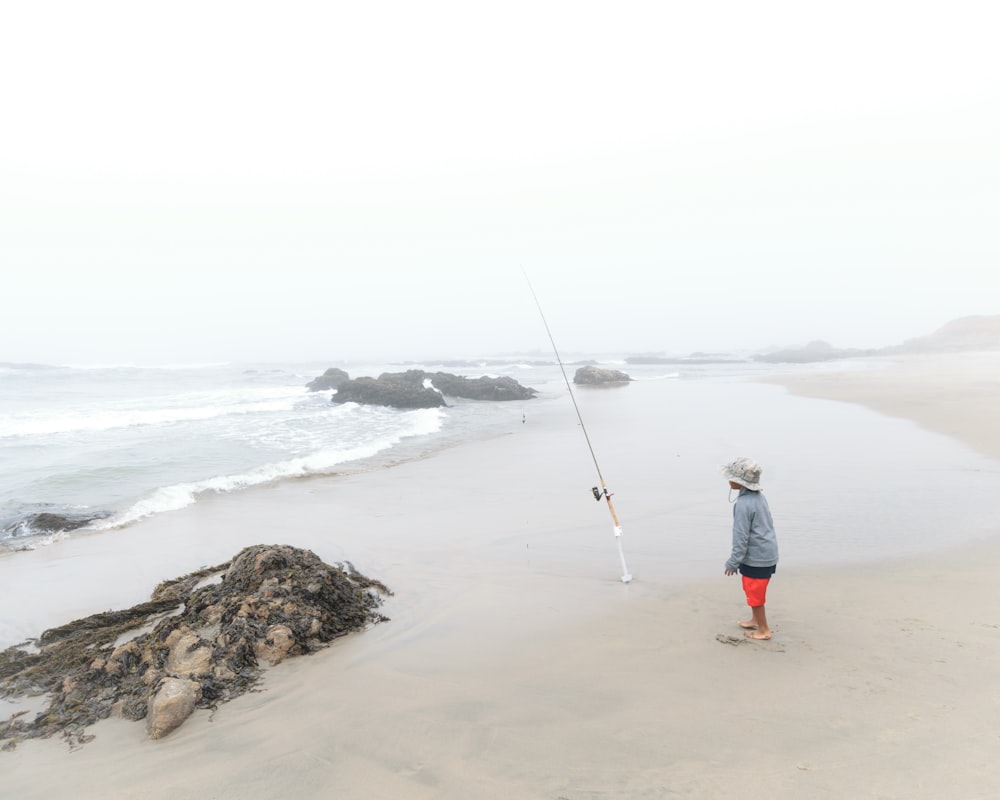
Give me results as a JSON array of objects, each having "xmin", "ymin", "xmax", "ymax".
[
  {"xmin": 5, "ymin": 353, "xmax": 991, "ymax": 565},
  {"xmin": 0, "ymin": 357, "xmax": 549, "ymax": 550},
  {"xmin": 0, "ymin": 354, "xmax": 791, "ymax": 552}
]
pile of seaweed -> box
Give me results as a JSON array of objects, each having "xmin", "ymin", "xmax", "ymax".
[{"xmin": 0, "ymin": 544, "xmax": 391, "ymax": 749}]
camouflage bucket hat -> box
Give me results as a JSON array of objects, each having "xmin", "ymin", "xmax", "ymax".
[{"xmin": 721, "ymin": 457, "xmax": 762, "ymax": 490}]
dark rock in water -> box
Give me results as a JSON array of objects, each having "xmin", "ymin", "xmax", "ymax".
[
  {"xmin": 424, "ymin": 372, "xmax": 536, "ymax": 401},
  {"xmin": 573, "ymin": 365, "xmax": 632, "ymax": 385},
  {"xmin": 305, "ymin": 367, "xmax": 350, "ymax": 392},
  {"xmin": 331, "ymin": 370, "xmax": 536, "ymax": 408},
  {"xmin": 2, "ymin": 510, "xmax": 110, "ymax": 540},
  {"xmin": 25, "ymin": 512, "xmax": 102, "ymax": 533},
  {"xmin": 0, "ymin": 544, "xmax": 391, "ymax": 748},
  {"xmin": 333, "ymin": 373, "xmax": 446, "ymax": 408}
]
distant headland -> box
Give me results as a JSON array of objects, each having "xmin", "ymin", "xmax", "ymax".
[
  {"xmin": 750, "ymin": 315, "xmax": 1000, "ymax": 364},
  {"xmin": 626, "ymin": 315, "xmax": 1000, "ymax": 366}
]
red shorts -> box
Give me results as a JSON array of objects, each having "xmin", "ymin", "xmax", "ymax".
[{"xmin": 741, "ymin": 575, "xmax": 770, "ymax": 607}]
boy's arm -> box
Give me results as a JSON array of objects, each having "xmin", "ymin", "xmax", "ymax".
[{"xmin": 725, "ymin": 503, "xmax": 752, "ymax": 572}]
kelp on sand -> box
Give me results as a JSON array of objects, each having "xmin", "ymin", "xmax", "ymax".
[{"xmin": 0, "ymin": 544, "xmax": 391, "ymax": 749}]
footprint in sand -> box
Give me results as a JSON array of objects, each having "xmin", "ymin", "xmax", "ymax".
[{"xmin": 715, "ymin": 633, "xmax": 786, "ymax": 651}]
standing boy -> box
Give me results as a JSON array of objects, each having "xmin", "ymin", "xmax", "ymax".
[{"xmin": 722, "ymin": 457, "xmax": 779, "ymax": 640}]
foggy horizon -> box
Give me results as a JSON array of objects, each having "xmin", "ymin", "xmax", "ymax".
[
  {"xmin": 1, "ymin": 306, "xmax": 988, "ymax": 370},
  {"xmin": 3, "ymin": 3, "xmax": 997, "ymax": 367}
]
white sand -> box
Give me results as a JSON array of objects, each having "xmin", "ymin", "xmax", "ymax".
[{"xmin": 3, "ymin": 352, "xmax": 999, "ymax": 799}]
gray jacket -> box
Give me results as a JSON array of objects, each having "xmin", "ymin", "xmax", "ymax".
[{"xmin": 725, "ymin": 488, "xmax": 779, "ymax": 572}]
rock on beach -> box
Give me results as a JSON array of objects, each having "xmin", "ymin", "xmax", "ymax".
[
  {"xmin": 147, "ymin": 678, "xmax": 202, "ymax": 739},
  {"xmin": 0, "ymin": 544, "xmax": 392, "ymax": 747},
  {"xmin": 573, "ymin": 365, "xmax": 632, "ymax": 385}
]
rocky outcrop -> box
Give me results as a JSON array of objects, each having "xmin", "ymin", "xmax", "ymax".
[
  {"xmin": 0, "ymin": 545, "xmax": 391, "ymax": 747},
  {"xmin": 330, "ymin": 370, "xmax": 536, "ymax": 409},
  {"xmin": 423, "ymin": 372, "xmax": 536, "ymax": 401},
  {"xmin": 333, "ymin": 373, "xmax": 446, "ymax": 408},
  {"xmin": 305, "ymin": 367, "xmax": 350, "ymax": 392},
  {"xmin": 573, "ymin": 365, "xmax": 632, "ymax": 385}
]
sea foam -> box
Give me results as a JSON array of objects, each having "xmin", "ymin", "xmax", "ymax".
[{"xmin": 92, "ymin": 406, "xmax": 444, "ymax": 529}]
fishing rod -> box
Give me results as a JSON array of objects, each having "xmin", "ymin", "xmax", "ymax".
[{"xmin": 524, "ymin": 272, "xmax": 633, "ymax": 583}]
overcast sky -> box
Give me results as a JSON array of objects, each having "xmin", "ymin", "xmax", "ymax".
[{"xmin": 2, "ymin": 1, "xmax": 997, "ymax": 365}]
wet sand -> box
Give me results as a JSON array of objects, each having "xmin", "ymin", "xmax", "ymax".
[
  {"xmin": 2, "ymin": 352, "xmax": 999, "ymax": 799},
  {"xmin": 763, "ymin": 351, "xmax": 1000, "ymax": 462}
]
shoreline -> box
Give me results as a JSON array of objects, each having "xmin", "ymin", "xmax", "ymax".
[
  {"xmin": 2, "ymin": 351, "xmax": 999, "ymax": 799},
  {"xmin": 761, "ymin": 350, "xmax": 1000, "ymax": 461}
]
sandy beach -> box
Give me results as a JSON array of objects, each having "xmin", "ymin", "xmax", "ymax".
[
  {"xmin": 3, "ymin": 352, "xmax": 1000, "ymax": 800},
  {"xmin": 763, "ymin": 351, "xmax": 1000, "ymax": 463}
]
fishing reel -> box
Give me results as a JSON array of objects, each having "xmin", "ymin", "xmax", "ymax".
[{"xmin": 592, "ymin": 486, "xmax": 612, "ymax": 502}]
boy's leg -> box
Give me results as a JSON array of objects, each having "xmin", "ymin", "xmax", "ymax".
[
  {"xmin": 746, "ymin": 605, "xmax": 771, "ymax": 639},
  {"xmin": 740, "ymin": 576, "xmax": 773, "ymax": 639},
  {"xmin": 738, "ymin": 575, "xmax": 759, "ymax": 628}
]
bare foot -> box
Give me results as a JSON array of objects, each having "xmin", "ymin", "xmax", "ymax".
[
  {"xmin": 744, "ymin": 630, "xmax": 772, "ymax": 640},
  {"xmin": 738, "ymin": 620, "xmax": 758, "ymax": 630}
]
